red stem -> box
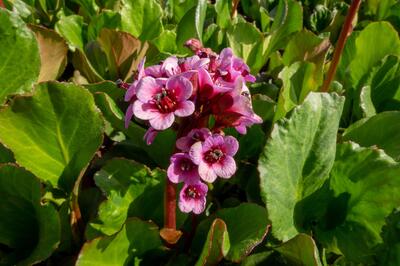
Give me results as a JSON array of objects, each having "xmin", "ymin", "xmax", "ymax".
[
  {"xmin": 0, "ymin": 0, "xmax": 5, "ymax": 8},
  {"xmin": 164, "ymin": 179, "xmax": 177, "ymax": 229},
  {"xmin": 321, "ymin": 0, "xmax": 362, "ymax": 92}
]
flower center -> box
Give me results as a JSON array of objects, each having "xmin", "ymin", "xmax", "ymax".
[
  {"xmin": 154, "ymin": 88, "xmax": 177, "ymax": 113},
  {"xmin": 185, "ymin": 185, "xmax": 201, "ymax": 199},
  {"xmin": 180, "ymin": 159, "xmax": 194, "ymax": 171},
  {"xmin": 204, "ymin": 148, "xmax": 224, "ymax": 164}
]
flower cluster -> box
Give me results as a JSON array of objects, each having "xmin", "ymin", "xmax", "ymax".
[{"xmin": 124, "ymin": 39, "xmax": 262, "ymax": 214}]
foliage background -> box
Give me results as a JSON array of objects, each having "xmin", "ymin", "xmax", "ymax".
[{"xmin": 0, "ymin": 0, "xmax": 400, "ymax": 265}]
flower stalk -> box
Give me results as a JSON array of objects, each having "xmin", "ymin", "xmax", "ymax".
[{"xmin": 321, "ymin": 0, "xmax": 362, "ymax": 92}]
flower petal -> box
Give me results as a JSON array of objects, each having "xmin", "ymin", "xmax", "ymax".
[
  {"xmin": 149, "ymin": 112, "xmax": 175, "ymax": 130},
  {"xmin": 213, "ymin": 156, "xmax": 236, "ymax": 179},
  {"xmin": 199, "ymin": 162, "xmax": 217, "ymax": 183},
  {"xmin": 124, "ymin": 103, "xmax": 134, "ymax": 128},
  {"xmin": 162, "ymin": 56, "xmax": 180, "ymax": 77},
  {"xmin": 136, "ymin": 77, "xmax": 162, "ymax": 102},
  {"xmin": 167, "ymin": 76, "xmax": 193, "ymax": 101},
  {"xmin": 167, "ymin": 162, "xmax": 181, "ymax": 183},
  {"xmin": 203, "ymin": 135, "xmax": 224, "ymax": 151},
  {"xmin": 174, "ymin": 101, "xmax": 195, "ymax": 117},
  {"xmin": 133, "ymin": 101, "xmax": 159, "ymax": 120},
  {"xmin": 189, "ymin": 142, "xmax": 203, "ymax": 165},
  {"xmin": 223, "ymin": 136, "xmax": 239, "ymax": 156},
  {"xmin": 192, "ymin": 198, "xmax": 206, "ymax": 214}
]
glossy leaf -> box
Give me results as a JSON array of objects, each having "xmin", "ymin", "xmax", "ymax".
[
  {"xmin": 0, "ymin": 8, "xmax": 40, "ymax": 104},
  {"xmin": 176, "ymin": 7, "xmax": 197, "ymax": 54},
  {"xmin": 77, "ymin": 218, "xmax": 162, "ymax": 265},
  {"xmin": 343, "ymin": 111, "xmax": 400, "ymax": 161},
  {"xmin": 55, "ymin": 14, "xmax": 85, "ymax": 51},
  {"xmin": 195, "ymin": 0, "xmax": 207, "ymax": 42},
  {"xmin": 258, "ymin": 92, "xmax": 344, "ymax": 241},
  {"xmin": 0, "ymin": 82, "xmax": 104, "ymax": 191},
  {"xmin": 215, "ymin": 0, "xmax": 231, "ymax": 29},
  {"xmin": 195, "ymin": 218, "xmax": 230, "ymax": 266},
  {"xmin": 299, "ymin": 143, "xmax": 400, "ymax": 262},
  {"xmin": 89, "ymin": 158, "xmax": 161, "ymax": 235},
  {"xmin": 87, "ymin": 10, "xmax": 121, "ymax": 41},
  {"xmin": 120, "ymin": 0, "xmax": 163, "ymax": 41},
  {"xmin": 194, "ymin": 203, "xmax": 269, "ymax": 263},
  {"xmin": 275, "ymin": 234, "xmax": 322, "ymax": 266},
  {"xmin": 30, "ymin": 25, "xmax": 68, "ymax": 82},
  {"xmin": 0, "ymin": 165, "xmax": 60, "ymax": 265}
]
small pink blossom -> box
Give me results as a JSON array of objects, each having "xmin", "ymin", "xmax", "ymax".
[
  {"xmin": 176, "ymin": 128, "xmax": 212, "ymax": 152},
  {"xmin": 178, "ymin": 181, "xmax": 208, "ymax": 214},
  {"xmin": 133, "ymin": 76, "xmax": 195, "ymax": 130},
  {"xmin": 167, "ymin": 153, "xmax": 200, "ymax": 184},
  {"xmin": 143, "ymin": 127, "xmax": 158, "ymax": 145},
  {"xmin": 190, "ymin": 135, "xmax": 239, "ymax": 183}
]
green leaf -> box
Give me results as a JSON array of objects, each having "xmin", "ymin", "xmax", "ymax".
[
  {"xmin": 275, "ymin": 234, "xmax": 322, "ymax": 266},
  {"xmin": 266, "ymin": 0, "xmax": 303, "ymax": 57},
  {"xmin": 194, "ymin": 203, "xmax": 270, "ymax": 263},
  {"xmin": 215, "ymin": 0, "xmax": 231, "ymax": 29},
  {"xmin": 364, "ymin": 55, "xmax": 400, "ymax": 112},
  {"xmin": 120, "ymin": 0, "xmax": 163, "ymax": 41},
  {"xmin": 55, "ymin": 14, "xmax": 85, "ymax": 51},
  {"xmin": 0, "ymin": 143, "xmax": 14, "ymax": 163},
  {"xmin": 0, "ymin": 8, "xmax": 40, "ymax": 104},
  {"xmin": 343, "ymin": 111, "xmax": 400, "ymax": 161},
  {"xmin": 338, "ymin": 22, "xmax": 400, "ymax": 88},
  {"xmin": 87, "ymin": 10, "xmax": 121, "ymax": 41},
  {"xmin": 89, "ymin": 158, "xmax": 161, "ymax": 235},
  {"xmin": 0, "ymin": 165, "xmax": 60, "ymax": 265},
  {"xmin": 376, "ymin": 209, "xmax": 400, "ymax": 266},
  {"xmin": 97, "ymin": 28, "xmax": 146, "ymax": 81},
  {"xmin": 176, "ymin": 7, "xmax": 197, "ymax": 54},
  {"xmin": 30, "ymin": 25, "xmax": 68, "ymax": 82},
  {"xmin": 195, "ymin": 0, "xmax": 207, "ymax": 42},
  {"xmin": 274, "ymin": 62, "xmax": 320, "ymax": 122},
  {"xmin": 282, "ymin": 30, "xmax": 330, "ymax": 84},
  {"xmin": 152, "ymin": 30, "xmax": 178, "ymax": 54},
  {"xmin": 72, "ymin": 49, "xmax": 104, "ymax": 83},
  {"xmin": 72, "ymin": 0, "xmax": 99, "ymax": 18},
  {"xmin": 226, "ymin": 21, "xmax": 269, "ymax": 73},
  {"xmin": 0, "ymin": 82, "xmax": 104, "ymax": 191},
  {"xmin": 168, "ymin": 0, "xmax": 197, "ymax": 23},
  {"xmin": 77, "ymin": 218, "xmax": 162, "ymax": 266},
  {"xmin": 195, "ymin": 218, "xmax": 230, "ymax": 266},
  {"xmin": 258, "ymin": 92, "xmax": 345, "ymax": 241},
  {"xmin": 299, "ymin": 143, "xmax": 400, "ymax": 262}
]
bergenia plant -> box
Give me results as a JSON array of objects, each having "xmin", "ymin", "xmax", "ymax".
[{"xmin": 124, "ymin": 39, "xmax": 262, "ymax": 233}]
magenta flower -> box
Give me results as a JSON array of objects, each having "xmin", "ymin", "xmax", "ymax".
[
  {"xmin": 133, "ymin": 75, "xmax": 195, "ymax": 130},
  {"xmin": 167, "ymin": 153, "xmax": 200, "ymax": 184},
  {"xmin": 124, "ymin": 58, "xmax": 146, "ymax": 128},
  {"xmin": 143, "ymin": 127, "xmax": 158, "ymax": 145},
  {"xmin": 178, "ymin": 181, "xmax": 208, "ymax": 214},
  {"xmin": 216, "ymin": 48, "xmax": 256, "ymax": 84},
  {"xmin": 190, "ymin": 135, "xmax": 239, "ymax": 183},
  {"xmin": 176, "ymin": 128, "xmax": 211, "ymax": 152}
]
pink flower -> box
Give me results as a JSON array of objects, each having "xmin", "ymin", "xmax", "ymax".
[
  {"xmin": 216, "ymin": 48, "xmax": 256, "ymax": 84},
  {"xmin": 124, "ymin": 58, "xmax": 146, "ymax": 128},
  {"xmin": 167, "ymin": 153, "xmax": 200, "ymax": 184},
  {"xmin": 143, "ymin": 127, "xmax": 158, "ymax": 145},
  {"xmin": 178, "ymin": 181, "xmax": 208, "ymax": 214},
  {"xmin": 190, "ymin": 134, "xmax": 238, "ymax": 183},
  {"xmin": 176, "ymin": 128, "xmax": 212, "ymax": 152},
  {"xmin": 133, "ymin": 75, "xmax": 195, "ymax": 130}
]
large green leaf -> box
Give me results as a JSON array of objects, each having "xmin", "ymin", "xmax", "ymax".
[
  {"xmin": 275, "ymin": 234, "xmax": 322, "ymax": 266},
  {"xmin": 0, "ymin": 165, "xmax": 60, "ymax": 266},
  {"xmin": 120, "ymin": 0, "xmax": 163, "ymax": 41},
  {"xmin": 338, "ymin": 22, "xmax": 400, "ymax": 88},
  {"xmin": 0, "ymin": 8, "xmax": 40, "ymax": 104},
  {"xmin": 226, "ymin": 21, "xmax": 269, "ymax": 73},
  {"xmin": 343, "ymin": 111, "xmax": 400, "ymax": 161},
  {"xmin": 274, "ymin": 61, "xmax": 319, "ymax": 122},
  {"xmin": 298, "ymin": 143, "xmax": 400, "ymax": 263},
  {"xmin": 87, "ymin": 10, "xmax": 121, "ymax": 41},
  {"xmin": 376, "ymin": 209, "xmax": 400, "ymax": 266},
  {"xmin": 0, "ymin": 82, "xmax": 104, "ymax": 191},
  {"xmin": 194, "ymin": 203, "xmax": 269, "ymax": 263},
  {"xmin": 55, "ymin": 14, "xmax": 85, "ymax": 51},
  {"xmin": 195, "ymin": 0, "xmax": 207, "ymax": 42},
  {"xmin": 89, "ymin": 158, "xmax": 161, "ymax": 235},
  {"xmin": 195, "ymin": 218, "xmax": 230, "ymax": 266},
  {"xmin": 176, "ymin": 7, "xmax": 198, "ymax": 55},
  {"xmin": 77, "ymin": 218, "xmax": 162, "ymax": 266},
  {"xmin": 30, "ymin": 25, "xmax": 68, "ymax": 82},
  {"xmin": 266, "ymin": 0, "xmax": 303, "ymax": 57},
  {"xmin": 258, "ymin": 92, "xmax": 344, "ymax": 241},
  {"xmin": 215, "ymin": 0, "xmax": 231, "ymax": 29}
]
